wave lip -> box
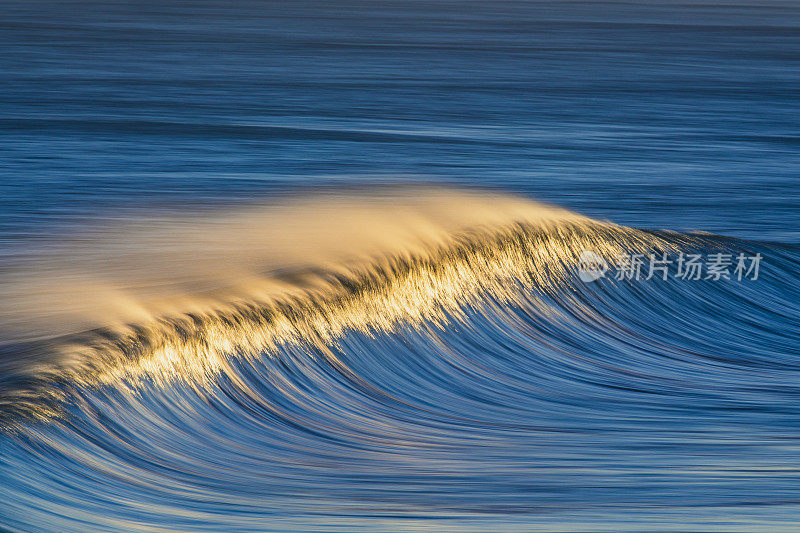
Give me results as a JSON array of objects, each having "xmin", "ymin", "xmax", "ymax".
[{"xmin": 0, "ymin": 188, "xmax": 684, "ymax": 426}]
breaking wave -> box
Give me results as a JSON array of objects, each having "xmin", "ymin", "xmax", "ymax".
[{"xmin": 1, "ymin": 188, "xmax": 799, "ymax": 531}]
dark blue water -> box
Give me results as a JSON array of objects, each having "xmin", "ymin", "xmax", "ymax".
[
  {"xmin": 3, "ymin": 0, "xmax": 800, "ymax": 241},
  {"xmin": 2, "ymin": 1, "xmax": 800, "ymax": 531}
]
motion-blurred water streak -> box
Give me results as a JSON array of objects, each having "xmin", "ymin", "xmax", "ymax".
[{"xmin": 2, "ymin": 1, "xmax": 800, "ymax": 531}]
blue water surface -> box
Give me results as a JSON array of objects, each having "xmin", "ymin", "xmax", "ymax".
[
  {"xmin": 1, "ymin": 0, "xmax": 799, "ymax": 242},
  {"xmin": 2, "ymin": 2, "xmax": 800, "ymax": 532}
]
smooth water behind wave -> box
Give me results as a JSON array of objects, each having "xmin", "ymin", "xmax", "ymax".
[{"xmin": 1, "ymin": 189, "xmax": 800, "ymax": 531}]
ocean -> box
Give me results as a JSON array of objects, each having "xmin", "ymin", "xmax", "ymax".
[{"xmin": 1, "ymin": 1, "xmax": 800, "ymax": 531}]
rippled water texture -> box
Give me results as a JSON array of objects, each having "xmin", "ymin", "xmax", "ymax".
[{"xmin": 2, "ymin": 1, "xmax": 800, "ymax": 531}]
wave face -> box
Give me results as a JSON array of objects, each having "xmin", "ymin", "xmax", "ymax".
[{"xmin": 2, "ymin": 190, "xmax": 800, "ymax": 531}]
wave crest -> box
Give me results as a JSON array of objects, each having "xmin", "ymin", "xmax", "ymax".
[{"xmin": 0, "ymin": 189, "xmax": 689, "ymax": 426}]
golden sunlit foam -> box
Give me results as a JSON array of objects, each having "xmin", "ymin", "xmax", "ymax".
[{"xmin": 0, "ymin": 187, "xmax": 688, "ymax": 426}]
